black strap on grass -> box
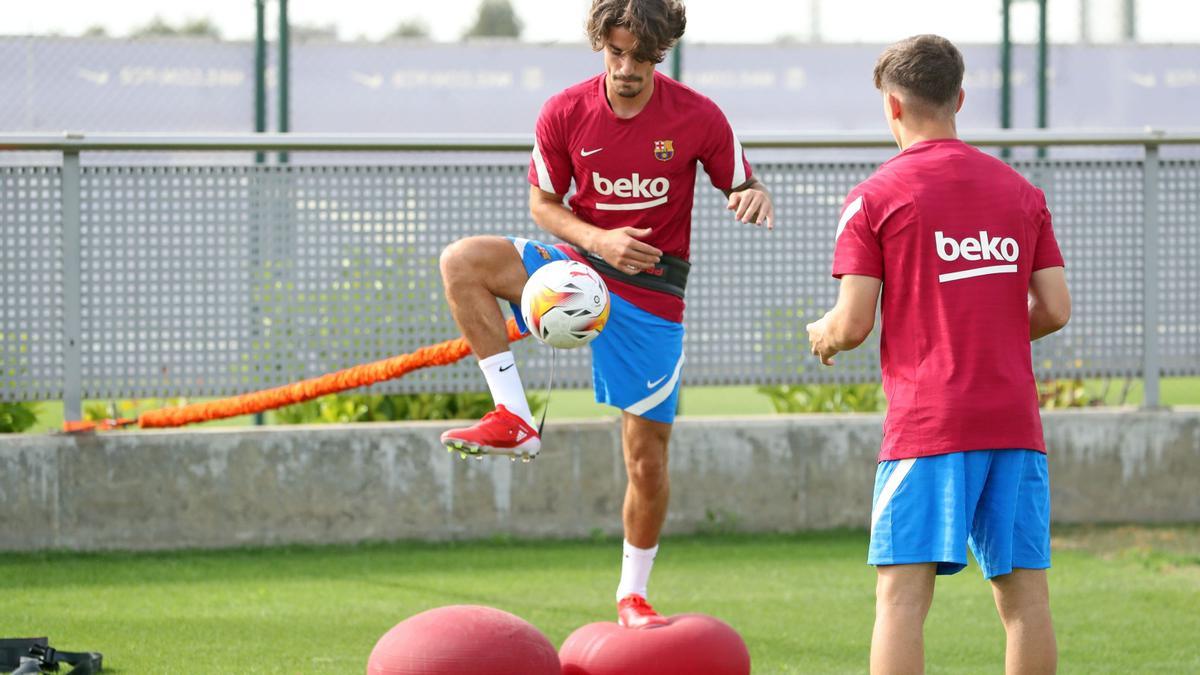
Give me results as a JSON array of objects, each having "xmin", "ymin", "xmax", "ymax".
[
  {"xmin": 1, "ymin": 639, "xmax": 46, "ymax": 671},
  {"xmin": 2, "ymin": 639, "xmax": 102, "ymax": 675}
]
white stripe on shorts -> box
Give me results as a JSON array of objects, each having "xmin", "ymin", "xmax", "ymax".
[
  {"xmin": 624, "ymin": 352, "xmax": 685, "ymax": 417},
  {"xmin": 511, "ymin": 237, "xmax": 530, "ymax": 259},
  {"xmin": 870, "ymin": 457, "xmax": 917, "ymax": 532}
]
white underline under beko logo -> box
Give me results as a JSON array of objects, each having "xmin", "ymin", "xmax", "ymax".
[
  {"xmin": 935, "ymin": 230, "xmax": 1020, "ymax": 283},
  {"xmin": 580, "ymin": 147, "xmax": 604, "ymax": 157},
  {"xmin": 593, "ymin": 171, "xmax": 670, "ymax": 211}
]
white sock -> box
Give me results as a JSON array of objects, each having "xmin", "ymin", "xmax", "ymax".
[
  {"xmin": 616, "ymin": 539, "xmax": 659, "ymax": 601},
  {"xmin": 478, "ymin": 351, "xmax": 535, "ymax": 427}
]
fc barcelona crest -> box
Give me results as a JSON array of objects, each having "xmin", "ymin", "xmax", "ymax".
[{"xmin": 653, "ymin": 140, "xmax": 675, "ymax": 161}]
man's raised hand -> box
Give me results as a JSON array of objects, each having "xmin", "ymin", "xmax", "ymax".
[{"xmin": 727, "ymin": 188, "xmax": 775, "ymax": 229}]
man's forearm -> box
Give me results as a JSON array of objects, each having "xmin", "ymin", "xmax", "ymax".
[
  {"xmin": 1028, "ymin": 267, "xmax": 1071, "ymax": 341},
  {"xmin": 530, "ymin": 200, "xmax": 601, "ymax": 251},
  {"xmin": 1029, "ymin": 304, "xmax": 1066, "ymax": 341},
  {"xmin": 823, "ymin": 307, "xmax": 873, "ymax": 352}
]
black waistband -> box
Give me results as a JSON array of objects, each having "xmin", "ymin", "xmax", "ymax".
[{"xmin": 572, "ymin": 246, "xmax": 691, "ymax": 299}]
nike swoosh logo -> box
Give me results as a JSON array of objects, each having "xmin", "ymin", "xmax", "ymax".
[
  {"xmin": 646, "ymin": 374, "xmax": 668, "ymax": 388},
  {"xmin": 499, "ymin": 363, "xmax": 515, "ymax": 372},
  {"xmin": 580, "ymin": 147, "xmax": 604, "ymax": 157}
]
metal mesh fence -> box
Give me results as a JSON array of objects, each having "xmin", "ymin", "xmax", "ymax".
[
  {"xmin": 1, "ymin": 153, "xmax": 1197, "ymax": 403},
  {"xmin": 1020, "ymin": 160, "xmax": 1146, "ymax": 378},
  {"xmin": 686, "ymin": 162, "xmax": 880, "ymax": 385},
  {"xmin": 75, "ymin": 163, "xmax": 572, "ymax": 398},
  {"xmin": 80, "ymin": 166, "xmax": 257, "ymax": 398},
  {"xmin": 1160, "ymin": 161, "xmax": 1200, "ymax": 376},
  {"xmin": 1, "ymin": 167, "xmax": 64, "ymax": 400}
]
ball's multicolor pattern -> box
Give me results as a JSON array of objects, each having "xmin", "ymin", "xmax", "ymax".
[{"xmin": 521, "ymin": 260, "xmax": 611, "ymax": 349}]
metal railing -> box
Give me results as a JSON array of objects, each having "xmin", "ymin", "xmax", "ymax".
[
  {"xmin": 3, "ymin": 128, "xmax": 1199, "ymax": 151},
  {"xmin": 2, "ymin": 130, "xmax": 1198, "ymax": 421}
]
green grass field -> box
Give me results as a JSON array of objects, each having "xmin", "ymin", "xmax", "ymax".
[{"xmin": 2, "ymin": 526, "xmax": 1197, "ymax": 674}]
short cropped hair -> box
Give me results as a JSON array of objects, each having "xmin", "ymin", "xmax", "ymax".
[
  {"xmin": 873, "ymin": 35, "xmax": 965, "ymax": 112},
  {"xmin": 586, "ymin": 0, "xmax": 687, "ymax": 64}
]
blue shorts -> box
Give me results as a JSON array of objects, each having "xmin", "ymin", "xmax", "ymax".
[
  {"xmin": 868, "ymin": 449, "xmax": 1051, "ymax": 579},
  {"xmin": 508, "ymin": 237, "xmax": 684, "ymax": 424}
]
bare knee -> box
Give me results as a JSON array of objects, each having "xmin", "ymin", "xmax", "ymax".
[
  {"xmin": 625, "ymin": 449, "xmax": 668, "ymax": 494},
  {"xmin": 439, "ymin": 237, "xmax": 479, "ymax": 288},
  {"xmin": 877, "ymin": 586, "xmax": 933, "ymax": 618},
  {"xmin": 623, "ymin": 421, "xmax": 670, "ymax": 494},
  {"xmin": 876, "ymin": 565, "xmax": 936, "ymax": 619},
  {"xmin": 440, "ymin": 236, "xmax": 526, "ymax": 302},
  {"xmin": 991, "ymin": 569, "xmax": 1052, "ymax": 627}
]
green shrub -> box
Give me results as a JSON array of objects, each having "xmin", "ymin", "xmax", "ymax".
[
  {"xmin": 272, "ymin": 391, "xmax": 545, "ymax": 425},
  {"xmin": 85, "ymin": 398, "xmax": 189, "ymax": 422},
  {"xmin": 1037, "ymin": 379, "xmax": 1099, "ymax": 409},
  {"xmin": 761, "ymin": 378, "xmax": 1103, "ymax": 413},
  {"xmin": 757, "ymin": 383, "xmax": 885, "ymax": 414},
  {"xmin": 0, "ymin": 401, "xmax": 40, "ymax": 433}
]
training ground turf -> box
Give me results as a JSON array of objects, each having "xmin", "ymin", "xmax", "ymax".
[{"xmin": 2, "ymin": 526, "xmax": 1197, "ymax": 673}]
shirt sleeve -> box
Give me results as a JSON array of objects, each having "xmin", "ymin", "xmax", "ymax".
[
  {"xmin": 1031, "ymin": 196, "xmax": 1065, "ymax": 271},
  {"xmin": 831, "ymin": 191, "xmax": 884, "ymax": 279},
  {"xmin": 698, "ymin": 106, "xmax": 753, "ymax": 191},
  {"xmin": 528, "ymin": 100, "xmax": 572, "ymax": 195}
]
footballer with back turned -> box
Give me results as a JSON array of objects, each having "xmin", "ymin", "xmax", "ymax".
[{"xmin": 806, "ymin": 35, "xmax": 1071, "ymax": 674}]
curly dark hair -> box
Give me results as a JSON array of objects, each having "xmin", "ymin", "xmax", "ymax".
[
  {"xmin": 586, "ymin": 0, "xmax": 687, "ymax": 64},
  {"xmin": 873, "ymin": 34, "xmax": 965, "ymax": 111}
]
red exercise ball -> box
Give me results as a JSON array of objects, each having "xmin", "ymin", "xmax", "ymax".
[
  {"xmin": 559, "ymin": 613, "xmax": 750, "ymax": 675},
  {"xmin": 368, "ymin": 605, "xmax": 560, "ymax": 675}
]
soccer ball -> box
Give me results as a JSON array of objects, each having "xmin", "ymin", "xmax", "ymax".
[{"xmin": 520, "ymin": 260, "xmax": 611, "ymax": 349}]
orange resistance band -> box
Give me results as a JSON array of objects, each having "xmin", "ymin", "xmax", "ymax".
[{"xmin": 63, "ymin": 318, "xmax": 526, "ymax": 433}]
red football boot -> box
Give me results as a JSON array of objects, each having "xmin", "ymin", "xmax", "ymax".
[
  {"xmin": 617, "ymin": 594, "xmax": 669, "ymax": 628},
  {"xmin": 440, "ymin": 405, "xmax": 541, "ymax": 461}
]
